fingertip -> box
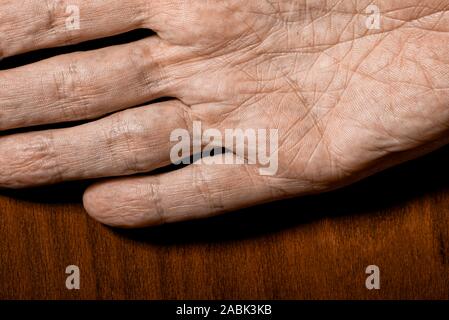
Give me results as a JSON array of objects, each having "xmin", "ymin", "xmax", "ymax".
[
  {"xmin": 83, "ymin": 181, "xmax": 117, "ymax": 226},
  {"xmin": 83, "ymin": 180, "xmax": 161, "ymax": 228}
]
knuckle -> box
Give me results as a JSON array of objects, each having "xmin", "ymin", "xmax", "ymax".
[
  {"xmin": 146, "ymin": 180, "xmax": 167, "ymax": 225},
  {"xmin": 127, "ymin": 42, "xmax": 157, "ymax": 87},
  {"xmin": 43, "ymin": 0, "xmax": 80, "ymax": 40},
  {"xmin": 43, "ymin": 0, "xmax": 63, "ymax": 30},
  {"xmin": 192, "ymin": 165, "xmax": 225, "ymax": 212},
  {"xmin": 25, "ymin": 134, "xmax": 63, "ymax": 183},
  {"xmin": 126, "ymin": 40, "xmax": 170, "ymax": 93},
  {"xmin": 104, "ymin": 112, "xmax": 146, "ymax": 173},
  {"xmin": 50, "ymin": 59, "xmax": 92, "ymax": 120},
  {"xmin": 0, "ymin": 133, "xmax": 61, "ymax": 187}
]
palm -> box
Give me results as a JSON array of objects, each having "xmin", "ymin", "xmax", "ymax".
[
  {"xmin": 1, "ymin": 0, "xmax": 448, "ymax": 227},
  {"xmin": 157, "ymin": 0, "xmax": 449, "ymax": 191}
]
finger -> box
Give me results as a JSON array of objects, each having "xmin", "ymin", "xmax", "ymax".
[
  {"xmin": 0, "ymin": 100, "xmax": 193, "ymax": 188},
  {"xmin": 0, "ymin": 37, "xmax": 190, "ymax": 130},
  {"xmin": 83, "ymin": 157, "xmax": 279, "ymax": 228},
  {"xmin": 0, "ymin": 0, "xmax": 166, "ymax": 58}
]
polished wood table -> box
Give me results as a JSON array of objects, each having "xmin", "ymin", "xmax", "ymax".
[
  {"xmin": 0, "ymin": 31, "xmax": 448, "ymax": 300},
  {"xmin": 1, "ymin": 144, "xmax": 449, "ymax": 300}
]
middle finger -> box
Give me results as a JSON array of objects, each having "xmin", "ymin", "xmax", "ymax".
[{"xmin": 0, "ymin": 37, "xmax": 191, "ymax": 130}]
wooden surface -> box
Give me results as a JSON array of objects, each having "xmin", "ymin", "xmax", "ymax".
[
  {"xmin": 0, "ymin": 144, "xmax": 449, "ymax": 300},
  {"xmin": 1, "ymin": 31, "xmax": 448, "ymax": 300}
]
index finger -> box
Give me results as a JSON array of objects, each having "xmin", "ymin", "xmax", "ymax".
[{"xmin": 0, "ymin": 0, "xmax": 165, "ymax": 58}]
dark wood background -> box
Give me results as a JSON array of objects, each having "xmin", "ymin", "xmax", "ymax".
[
  {"xmin": 0, "ymin": 144, "xmax": 448, "ymax": 300},
  {"xmin": 0, "ymin": 31, "xmax": 448, "ymax": 300}
]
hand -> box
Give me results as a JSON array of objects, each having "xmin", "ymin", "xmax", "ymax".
[{"xmin": 1, "ymin": 0, "xmax": 449, "ymax": 227}]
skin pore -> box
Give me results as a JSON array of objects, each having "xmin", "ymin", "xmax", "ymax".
[{"xmin": 1, "ymin": 0, "xmax": 449, "ymax": 227}]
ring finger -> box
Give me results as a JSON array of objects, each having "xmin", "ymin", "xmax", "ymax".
[{"xmin": 0, "ymin": 100, "xmax": 195, "ymax": 188}]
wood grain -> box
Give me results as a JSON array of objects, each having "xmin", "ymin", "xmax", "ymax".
[
  {"xmin": 0, "ymin": 30, "xmax": 448, "ymax": 300},
  {"xmin": 1, "ymin": 143, "xmax": 449, "ymax": 300}
]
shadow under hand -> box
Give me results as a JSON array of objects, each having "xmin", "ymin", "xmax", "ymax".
[
  {"xmin": 115, "ymin": 145, "xmax": 449, "ymax": 244},
  {"xmin": 0, "ymin": 180, "xmax": 90, "ymax": 204}
]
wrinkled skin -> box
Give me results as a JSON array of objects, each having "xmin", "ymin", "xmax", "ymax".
[{"xmin": 1, "ymin": 0, "xmax": 449, "ymax": 227}]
